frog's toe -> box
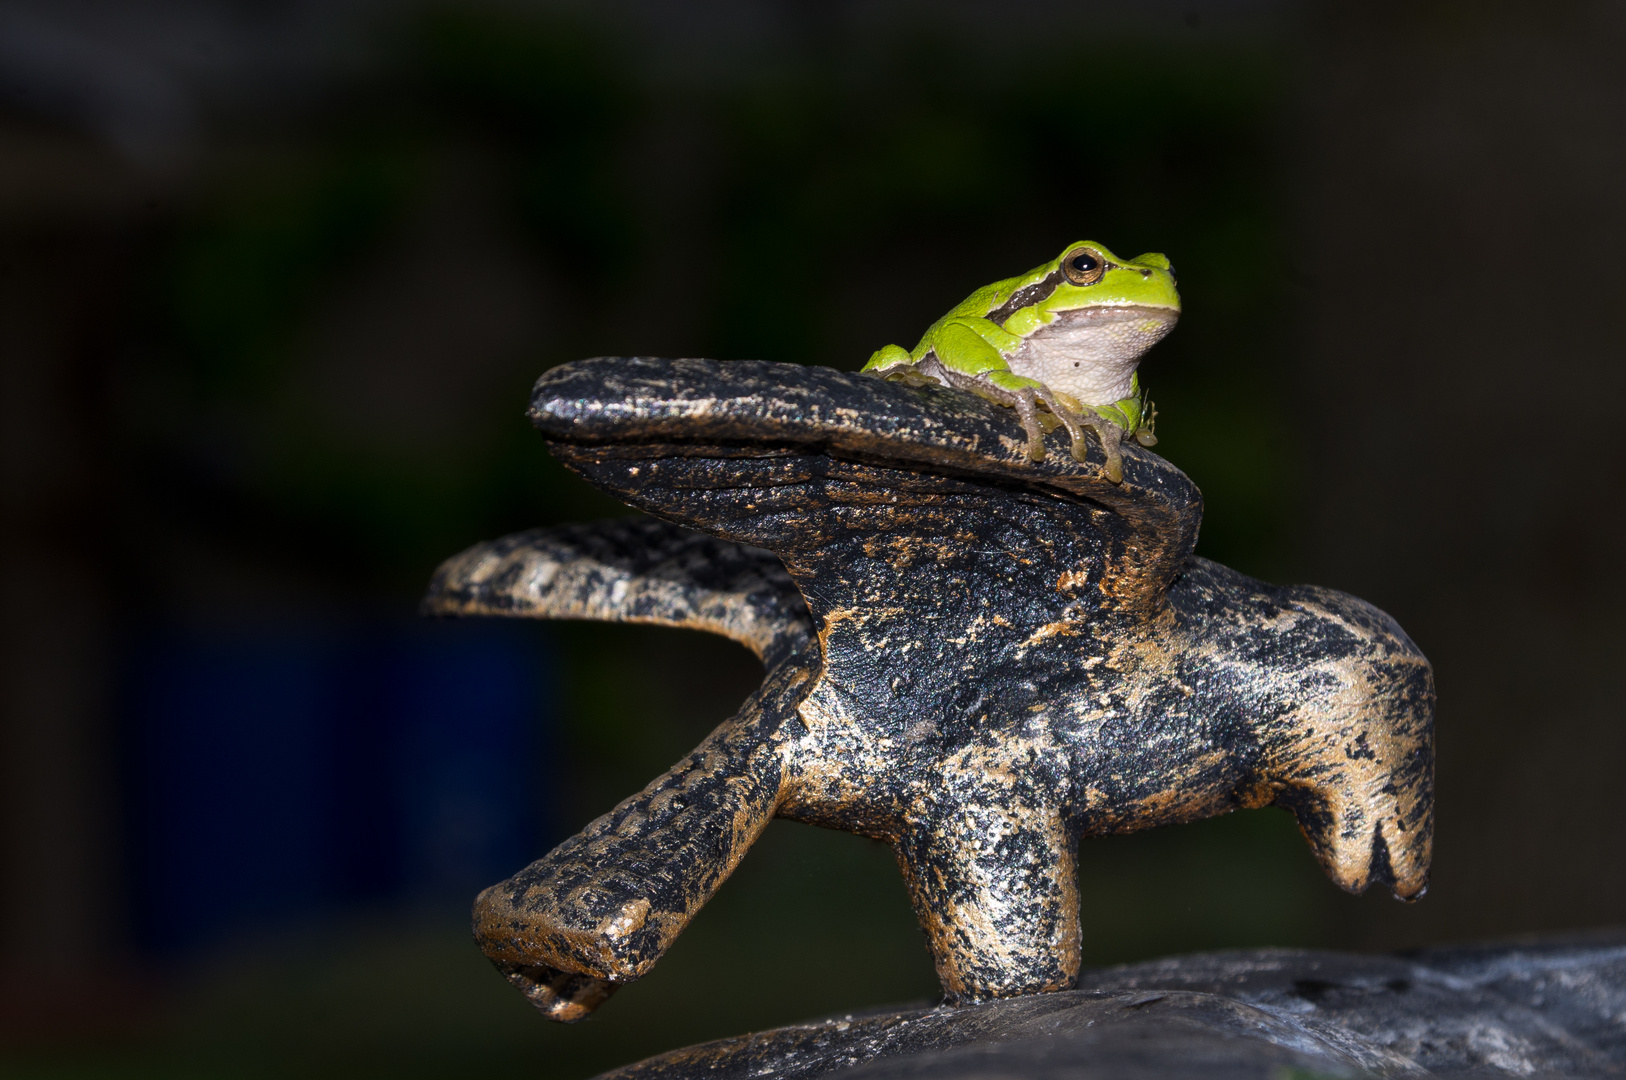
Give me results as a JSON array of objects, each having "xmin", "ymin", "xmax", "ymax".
[
  {"xmin": 1067, "ymin": 409, "xmax": 1128, "ymax": 483},
  {"xmin": 1026, "ymin": 385, "xmax": 1101, "ymax": 472},
  {"xmin": 1011, "ymin": 392, "xmax": 1048, "ymax": 461},
  {"xmin": 1098, "ymin": 421, "xmax": 1127, "ymax": 482},
  {"xmin": 1068, "ymin": 431, "xmax": 1090, "ymax": 464}
]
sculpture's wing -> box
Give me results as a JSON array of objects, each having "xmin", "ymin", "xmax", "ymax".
[
  {"xmin": 423, "ymin": 517, "xmax": 813, "ymax": 666},
  {"xmin": 525, "ymin": 357, "xmax": 1202, "ymax": 623}
]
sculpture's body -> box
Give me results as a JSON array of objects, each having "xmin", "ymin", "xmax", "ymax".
[{"xmin": 424, "ymin": 356, "xmax": 1435, "ymax": 1023}]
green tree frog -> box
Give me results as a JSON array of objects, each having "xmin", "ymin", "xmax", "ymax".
[{"xmin": 863, "ymin": 241, "xmax": 1180, "ymax": 482}]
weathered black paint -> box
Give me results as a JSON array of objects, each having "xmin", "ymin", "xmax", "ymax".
[{"xmin": 424, "ymin": 356, "xmax": 1435, "ymax": 1023}]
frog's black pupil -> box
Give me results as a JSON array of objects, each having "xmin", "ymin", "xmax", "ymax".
[{"xmin": 1071, "ymin": 254, "xmax": 1099, "ymax": 273}]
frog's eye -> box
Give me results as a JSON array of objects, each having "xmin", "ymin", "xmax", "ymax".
[{"xmin": 1062, "ymin": 248, "xmax": 1106, "ymax": 285}]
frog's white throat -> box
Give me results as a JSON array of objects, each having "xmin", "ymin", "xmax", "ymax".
[{"xmin": 1005, "ymin": 305, "xmax": 1178, "ymax": 407}]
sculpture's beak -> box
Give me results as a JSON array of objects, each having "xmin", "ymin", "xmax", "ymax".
[{"xmin": 1277, "ymin": 729, "xmax": 1434, "ymax": 902}]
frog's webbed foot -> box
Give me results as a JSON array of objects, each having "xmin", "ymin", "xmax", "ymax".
[{"xmin": 917, "ymin": 357, "xmax": 1127, "ymax": 482}]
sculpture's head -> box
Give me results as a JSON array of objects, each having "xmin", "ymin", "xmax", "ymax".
[{"xmin": 1255, "ymin": 588, "xmax": 1436, "ymax": 901}]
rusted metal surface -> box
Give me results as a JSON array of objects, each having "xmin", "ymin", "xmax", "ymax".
[
  {"xmin": 593, "ymin": 932, "xmax": 1626, "ymax": 1079},
  {"xmin": 423, "ymin": 356, "xmax": 1436, "ymax": 1023}
]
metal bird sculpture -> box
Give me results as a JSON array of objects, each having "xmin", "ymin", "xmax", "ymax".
[{"xmin": 423, "ymin": 356, "xmax": 1435, "ymax": 1022}]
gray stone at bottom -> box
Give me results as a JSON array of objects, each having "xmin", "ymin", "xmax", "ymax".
[{"xmin": 598, "ymin": 931, "xmax": 1626, "ymax": 1079}]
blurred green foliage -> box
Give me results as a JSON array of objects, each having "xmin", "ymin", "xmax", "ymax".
[
  {"xmin": 421, "ymin": 9, "xmax": 639, "ymax": 280},
  {"xmin": 64, "ymin": 5, "xmax": 1347, "ymax": 1078},
  {"xmin": 166, "ymin": 152, "xmax": 410, "ymax": 395},
  {"xmin": 136, "ymin": 7, "xmax": 1296, "ymax": 591}
]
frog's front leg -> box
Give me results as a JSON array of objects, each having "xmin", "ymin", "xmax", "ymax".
[
  {"xmin": 917, "ymin": 357, "xmax": 1128, "ymax": 482},
  {"xmin": 928, "ymin": 321, "xmax": 1078, "ymax": 459},
  {"xmin": 930, "ymin": 320, "xmax": 1129, "ymax": 480},
  {"xmin": 918, "ymin": 356, "xmax": 1053, "ymax": 460},
  {"xmin": 868, "ymin": 321, "xmax": 1130, "ymax": 480}
]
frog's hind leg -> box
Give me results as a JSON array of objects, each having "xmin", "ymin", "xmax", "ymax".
[{"xmin": 917, "ymin": 356, "xmax": 1048, "ymax": 461}]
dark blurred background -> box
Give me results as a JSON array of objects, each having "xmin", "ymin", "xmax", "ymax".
[{"xmin": 1, "ymin": 0, "xmax": 1623, "ymax": 1077}]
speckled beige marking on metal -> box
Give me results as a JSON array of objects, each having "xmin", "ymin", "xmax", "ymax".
[{"xmin": 423, "ymin": 357, "xmax": 1435, "ymax": 1023}]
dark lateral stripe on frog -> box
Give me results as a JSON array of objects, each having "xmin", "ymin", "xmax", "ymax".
[{"xmin": 982, "ymin": 268, "xmax": 1067, "ymax": 326}]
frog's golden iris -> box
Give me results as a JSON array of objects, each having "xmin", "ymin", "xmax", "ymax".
[{"xmin": 1061, "ymin": 248, "xmax": 1105, "ymax": 285}]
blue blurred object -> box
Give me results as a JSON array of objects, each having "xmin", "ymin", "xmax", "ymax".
[{"xmin": 122, "ymin": 619, "xmax": 550, "ymax": 955}]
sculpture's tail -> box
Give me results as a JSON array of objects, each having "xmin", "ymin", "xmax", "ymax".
[
  {"xmin": 422, "ymin": 518, "xmax": 814, "ymax": 666},
  {"xmin": 423, "ymin": 518, "xmax": 817, "ymax": 1022}
]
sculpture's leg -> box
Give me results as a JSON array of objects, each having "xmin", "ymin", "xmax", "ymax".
[
  {"xmin": 894, "ymin": 797, "xmax": 1080, "ymax": 1003},
  {"xmin": 473, "ymin": 656, "xmax": 813, "ymax": 1021},
  {"xmin": 489, "ymin": 962, "xmax": 620, "ymax": 1024}
]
